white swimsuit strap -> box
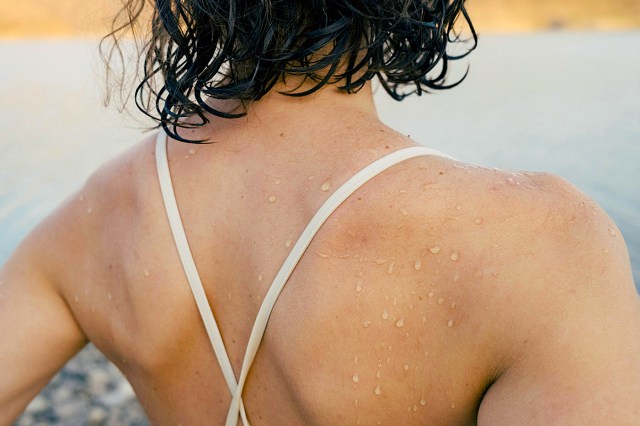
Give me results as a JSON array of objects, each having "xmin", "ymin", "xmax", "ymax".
[
  {"xmin": 155, "ymin": 131, "xmax": 250, "ymax": 425},
  {"xmin": 225, "ymin": 144, "xmax": 452, "ymax": 426}
]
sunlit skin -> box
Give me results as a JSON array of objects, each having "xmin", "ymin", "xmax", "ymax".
[{"xmin": 1, "ymin": 79, "xmax": 639, "ymax": 425}]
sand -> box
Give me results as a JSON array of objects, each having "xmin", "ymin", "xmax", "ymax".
[{"xmin": 0, "ymin": 0, "xmax": 639, "ymax": 38}]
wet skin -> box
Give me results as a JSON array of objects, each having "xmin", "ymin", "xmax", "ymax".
[{"xmin": 1, "ymin": 83, "xmax": 639, "ymax": 425}]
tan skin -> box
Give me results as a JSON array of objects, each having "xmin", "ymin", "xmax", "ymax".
[{"xmin": 1, "ymin": 80, "xmax": 639, "ymax": 425}]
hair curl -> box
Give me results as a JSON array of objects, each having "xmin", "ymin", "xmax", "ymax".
[{"xmin": 103, "ymin": 0, "xmax": 476, "ymax": 142}]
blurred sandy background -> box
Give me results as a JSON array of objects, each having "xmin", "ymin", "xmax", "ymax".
[{"xmin": 0, "ymin": 0, "xmax": 639, "ymax": 37}]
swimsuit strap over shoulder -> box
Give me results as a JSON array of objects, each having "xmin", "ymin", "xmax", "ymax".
[{"xmin": 154, "ymin": 130, "xmax": 452, "ymax": 426}]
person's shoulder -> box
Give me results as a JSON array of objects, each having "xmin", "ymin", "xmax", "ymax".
[
  {"xmin": 344, "ymin": 153, "xmax": 636, "ymax": 331},
  {"xmin": 19, "ymin": 133, "xmax": 160, "ymax": 275},
  {"xmin": 81, "ymin": 131, "xmax": 159, "ymax": 209}
]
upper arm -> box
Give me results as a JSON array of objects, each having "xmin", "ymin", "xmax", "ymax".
[
  {"xmin": 0, "ymin": 206, "xmax": 88, "ymax": 423},
  {"xmin": 477, "ymin": 176, "xmax": 640, "ymax": 424}
]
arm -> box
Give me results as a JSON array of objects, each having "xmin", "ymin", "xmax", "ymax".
[
  {"xmin": 478, "ymin": 178, "xmax": 640, "ymax": 424},
  {"xmin": 0, "ymin": 216, "xmax": 87, "ymax": 424}
]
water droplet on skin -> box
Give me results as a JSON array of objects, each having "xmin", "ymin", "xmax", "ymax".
[
  {"xmin": 424, "ymin": 351, "xmax": 429, "ymax": 357},
  {"xmin": 352, "ymin": 373, "xmax": 360, "ymax": 383},
  {"xmin": 422, "ymin": 316, "xmax": 426, "ymax": 324},
  {"xmin": 608, "ymin": 227, "xmax": 616, "ymax": 237},
  {"xmin": 227, "ymin": 293, "xmax": 232, "ymax": 301},
  {"xmin": 274, "ymin": 179, "xmax": 281, "ymax": 185},
  {"xmin": 451, "ymin": 302, "xmax": 457, "ymax": 309},
  {"xmin": 363, "ymin": 320, "xmax": 372, "ymax": 328},
  {"xmin": 388, "ymin": 262, "xmax": 395, "ymax": 274},
  {"xmin": 354, "ymin": 356, "xmax": 358, "ymax": 364},
  {"xmin": 308, "ymin": 175, "xmax": 314, "ymax": 181},
  {"xmin": 268, "ymin": 195, "xmax": 277, "ymax": 203},
  {"xmin": 450, "ymin": 402, "xmax": 456, "ymax": 409},
  {"xmin": 429, "ymin": 246, "xmax": 441, "ymax": 254},
  {"xmin": 413, "ymin": 404, "xmax": 418, "ymax": 412},
  {"xmin": 321, "ymin": 181, "xmax": 331, "ymax": 191},
  {"xmin": 474, "ymin": 217, "xmax": 483, "ymax": 225},
  {"xmin": 392, "ymin": 296, "xmax": 397, "ymax": 306},
  {"xmin": 355, "ymin": 400, "xmax": 359, "ymax": 408},
  {"xmin": 374, "ymin": 385, "xmax": 381, "ymax": 395},
  {"xmin": 395, "ymin": 318, "xmax": 404, "ymax": 328},
  {"xmin": 188, "ymin": 148, "xmax": 196, "ymax": 155},
  {"xmin": 437, "ymin": 298, "xmax": 444, "ymax": 305},
  {"xmin": 447, "ymin": 319, "xmax": 454, "ymax": 328},
  {"xmin": 399, "ymin": 189, "xmax": 407, "ymax": 194},
  {"xmin": 143, "ymin": 269, "xmax": 150, "ymax": 277},
  {"xmin": 316, "ymin": 251, "xmax": 329, "ymax": 258},
  {"xmin": 414, "ymin": 259, "xmax": 422, "ymax": 270},
  {"xmin": 356, "ymin": 282, "xmax": 363, "ymax": 293},
  {"xmin": 450, "ymin": 252, "xmax": 459, "ymax": 262},
  {"xmin": 428, "ymin": 292, "xmax": 434, "ymax": 298},
  {"xmin": 375, "ymin": 259, "xmax": 386, "ymax": 265},
  {"xmin": 258, "ymin": 274, "xmax": 263, "ymax": 282},
  {"xmin": 382, "ymin": 309, "xmax": 389, "ymax": 320},
  {"xmin": 86, "ymin": 207, "xmax": 93, "ymax": 214},
  {"xmin": 376, "ymin": 370, "xmax": 381, "ymax": 378},
  {"xmin": 285, "ymin": 239, "xmax": 292, "ymax": 248},
  {"xmin": 403, "ymin": 363, "xmax": 410, "ymax": 371}
]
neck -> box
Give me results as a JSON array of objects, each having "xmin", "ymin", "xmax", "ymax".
[{"xmin": 180, "ymin": 81, "xmax": 381, "ymax": 143}]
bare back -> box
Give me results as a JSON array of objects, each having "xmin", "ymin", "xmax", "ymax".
[{"xmin": 2, "ymin": 91, "xmax": 639, "ymax": 425}]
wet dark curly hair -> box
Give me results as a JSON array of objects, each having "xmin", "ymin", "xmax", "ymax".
[{"xmin": 103, "ymin": 0, "xmax": 476, "ymax": 141}]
